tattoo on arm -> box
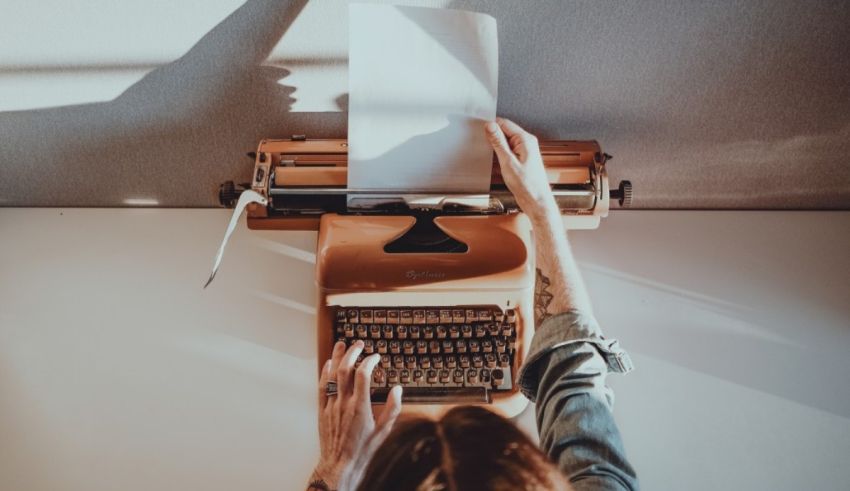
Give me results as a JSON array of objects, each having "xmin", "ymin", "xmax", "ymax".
[{"xmin": 535, "ymin": 268, "xmax": 555, "ymax": 325}]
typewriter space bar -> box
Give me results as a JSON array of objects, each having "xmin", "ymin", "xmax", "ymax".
[{"xmin": 371, "ymin": 387, "xmax": 491, "ymax": 404}]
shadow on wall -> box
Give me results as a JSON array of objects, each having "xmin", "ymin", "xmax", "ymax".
[
  {"xmin": 2, "ymin": 0, "xmax": 849, "ymax": 208},
  {"xmin": 0, "ymin": 0, "xmax": 346, "ymax": 207}
]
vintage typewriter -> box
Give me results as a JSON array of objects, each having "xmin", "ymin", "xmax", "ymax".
[{"xmin": 220, "ymin": 136, "xmax": 631, "ymax": 417}]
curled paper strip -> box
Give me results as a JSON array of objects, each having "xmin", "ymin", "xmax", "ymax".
[{"xmin": 204, "ymin": 190, "xmax": 268, "ymax": 288}]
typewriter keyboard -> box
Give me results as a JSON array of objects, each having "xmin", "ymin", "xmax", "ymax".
[{"xmin": 333, "ymin": 306, "xmax": 518, "ymax": 404}]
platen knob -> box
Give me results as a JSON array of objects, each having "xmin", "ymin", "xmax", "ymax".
[
  {"xmin": 609, "ymin": 180, "xmax": 633, "ymax": 208},
  {"xmin": 218, "ymin": 181, "xmax": 249, "ymax": 208}
]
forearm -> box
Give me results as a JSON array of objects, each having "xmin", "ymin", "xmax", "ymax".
[{"xmin": 529, "ymin": 202, "xmax": 594, "ymax": 324}]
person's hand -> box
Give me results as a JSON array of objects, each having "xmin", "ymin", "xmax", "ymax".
[
  {"xmin": 312, "ymin": 341, "xmax": 403, "ymax": 489},
  {"xmin": 485, "ymin": 118, "xmax": 558, "ymax": 220}
]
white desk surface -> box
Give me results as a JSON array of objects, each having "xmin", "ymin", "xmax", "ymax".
[{"xmin": 1, "ymin": 209, "xmax": 849, "ymax": 491}]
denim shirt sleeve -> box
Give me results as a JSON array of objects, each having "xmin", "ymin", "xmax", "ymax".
[{"xmin": 517, "ymin": 311, "xmax": 639, "ymax": 491}]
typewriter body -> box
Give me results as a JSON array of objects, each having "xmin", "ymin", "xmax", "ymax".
[{"xmin": 223, "ymin": 136, "xmax": 630, "ymax": 417}]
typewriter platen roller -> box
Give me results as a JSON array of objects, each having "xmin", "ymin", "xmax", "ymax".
[{"xmin": 220, "ymin": 137, "xmax": 631, "ymax": 231}]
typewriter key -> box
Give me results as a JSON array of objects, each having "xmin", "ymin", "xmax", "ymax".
[
  {"xmin": 393, "ymin": 355, "xmax": 404, "ymax": 369},
  {"xmin": 409, "ymin": 326, "xmax": 421, "ymax": 339},
  {"xmin": 370, "ymin": 325, "xmax": 381, "ymax": 339},
  {"xmin": 429, "ymin": 340, "xmax": 441, "ymax": 354},
  {"xmin": 376, "ymin": 340, "xmax": 387, "ymax": 354},
  {"xmin": 439, "ymin": 309, "xmax": 453, "ymax": 323},
  {"xmin": 373, "ymin": 309, "xmax": 387, "ymax": 324},
  {"xmin": 502, "ymin": 323, "xmax": 513, "ymax": 337},
  {"xmin": 382, "ymin": 325, "xmax": 394, "ymax": 339},
  {"xmin": 461, "ymin": 324, "xmax": 473, "ymax": 338},
  {"xmin": 445, "ymin": 355, "xmax": 457, "ymax": 368},
  {"xmin": 420, "ymin": 356, "xmax": 431, "ymax": 369},
  {"xmin": 344, "ymin": 324, "xmax": 354, "ymax": 337},
  {"xmin": 469, "ymin": 340, "xmax": 480, "ymax": 353},
  {"xmin": 499, "ymin": 354, "xmax": 510, "ymax": 368},
  {"xmin": 494, "ymin": 310, "xmax": 505, "ymax": 322},
  {"xmin": 389, "ymin": 340, "xmax": 400, "ymax": 355},
  {"xmin": 472, "ymin": 354, "xmax": 483, "ymax": 368},
  {"xmin": 459, "ymin": 355, "xmax": 471, "ymax": 368},
  {"xmin": 488, "ymin": 324, "xmax": 500, "ymax": 337},
  {"xmin": 387, "ymin": 310, "xmax": 399, "ymax": 324},
  {"xmin": 363, "ymin": 340, "xmax": 375, "ymax": 354},
  {"xmin": 412, "ymin": 310, "xmax": 426, "ymax": 324},
  {"xmin": 453, "ymin": 369, "xmax": 465, "ymax": 383},
  {"xmin": 492, "ymin": 368, "xmax": 504, "ymax": 388},
  {"xmin": 442, "ymin": 340, "xmax": 454, "ymax": 353},
  {"xmin": 482, "ymin": 340, "xmax": 493, "ymax": 353},
  {"xmin": 396, "ymin": 325, "xmax": 408, "ymax": 339},
  {"xmin": 465, "ymin": 309, "xmax": 478, "ymax": 322},
  {"xmin": 480, "ymin": 368, "xmax": 491, "ymax": 385},
  {"xmin": 449, "ymin": 325, "xmax": 461, "ymax": 339},
  {"xmin": 400, "ymin": 369, "xmax": 411, "ymax": 384},
  {"xmin": 455, "ymin": 340, "xmax": 467, "ymax": 353},
  {"xmin": 387, "ymin": 369, "xmax": 399, "ymax": 385},
  {"xmin": 372, "ymin": 368, "xmax": 386, "ymax": 386},
  {"xmin": 356, "ymin": 325, "xmax": 367, "ymax": 338},
  {"xmin": 400, "ymin": 310, "xmax": 413, "ymax": 324},
  {"xmin": 436, "ymin": 325, "xmax": 447, "ymax": 339},
  {"xmin": 336, "ymin": 310, "xmax": 347, "ymax": 323},
  {"xmin": 506, "ymin": 309, "xmax": 517, "ymax": 323},
  {"xmin": 496, "ymin": 339, "xmax": 507, "ymax": 354},
  {"xmin": 439, "ymin": 369, "xmax": 450, "ymax": 383},
  {"xmin": 485, "ymin": 353, "xmax": 496, "ymax": 368},
  {"xmin": 432, "ymin": 355, "xmax": 444, "ymax": 369},
  {"xmin": 426, "ymin": 369, "xmax": 438, "ymax": 384},
  {"xmin": 405, "ymin": 356, "xmax": 417, "ymax": 369},
  {"xmin": 478, "ymin": 309, "xmax": 492, "ymax": 321},
  {"xmin": 452, "ymin": 309, "xmax": 465, "ymax": 323},
  {"xmin": 413, "ymin": 369, "xmax": 424, "ymax": 382},
  {"xmin": 402, "ymin": 340, "xmax": 414, "ymax": 355},
  {"xmin": 423, "ymin": 326, "xmax": 434, "ymax": 339},
  {"xmin": 381, "ymin": 355, "xmax": 391, "ymax": 369},
  {"xmin": 347, "ymin": 309, "xmax": 359, "ymax": 323},
  {"xmin": 360, "ymin": 310, "xmax": 373, "ymax": 324},
  {"xmin": 426, "ymin": 310, "xmax": 440, "ymax": 324},
  {"xmin": 416, "ymin": 340, "xmax": 428, "ymax": 355},
  {"xmin": 466, "ymin": 368, "xmax": 478, "ymax": 384},
  {"xmin": 474, "ymin": 325, "xmax": 486, "ymax": 338}
]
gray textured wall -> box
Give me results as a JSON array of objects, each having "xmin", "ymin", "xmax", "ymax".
[{"xmin": 1, "ymin": 0, "xmax": 848, "ymax": 208}]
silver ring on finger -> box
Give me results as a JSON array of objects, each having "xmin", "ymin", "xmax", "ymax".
[{"xmin": 325, "ymin": 380, "xmax": 338, "ymax": 397}]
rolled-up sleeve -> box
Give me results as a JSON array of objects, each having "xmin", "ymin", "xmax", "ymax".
[{"xmin": 518, "ymin": 311, "xmax": 639, "ymax": 491}]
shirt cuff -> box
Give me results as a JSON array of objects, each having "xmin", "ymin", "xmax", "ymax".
[{"xmin": 517, "ymin": 310, "xmax": 634, "ymax": 402}]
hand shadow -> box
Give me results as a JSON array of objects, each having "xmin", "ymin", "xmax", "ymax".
[{"xmin": 0, "ymin": 0, "xmax": 346, "ymax": 207}]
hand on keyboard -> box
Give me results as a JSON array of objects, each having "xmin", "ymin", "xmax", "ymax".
[
  {"xmin": 315, "ymin": 341, "xmax": 403, "ymax": 489},
  {"xmin": 485, "ymin": 118, "xmax": 557, "ymax": 220}
]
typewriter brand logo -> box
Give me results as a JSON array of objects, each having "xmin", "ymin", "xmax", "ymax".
[{"xmin": 405, "ymin": 269, "xmax": 446, "ymax": 281}]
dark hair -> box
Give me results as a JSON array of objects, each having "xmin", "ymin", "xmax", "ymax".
[{"xmin": 350, "ymin": 406, "xmax": 569, "ymax": 491}]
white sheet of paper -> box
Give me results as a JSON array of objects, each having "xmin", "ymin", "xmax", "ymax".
[{"xmin": 347, "ymin": 4, "xmax": 498, "ymax": 196}]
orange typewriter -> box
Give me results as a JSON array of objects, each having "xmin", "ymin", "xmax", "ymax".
[{"xmin": 219, "ymin": 136, "xmax": 631, "ymax": 417}]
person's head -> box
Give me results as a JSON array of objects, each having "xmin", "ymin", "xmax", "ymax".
[{"xmin": 342, "ymin": 405, "xmax": 571, "ymax": 490}]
